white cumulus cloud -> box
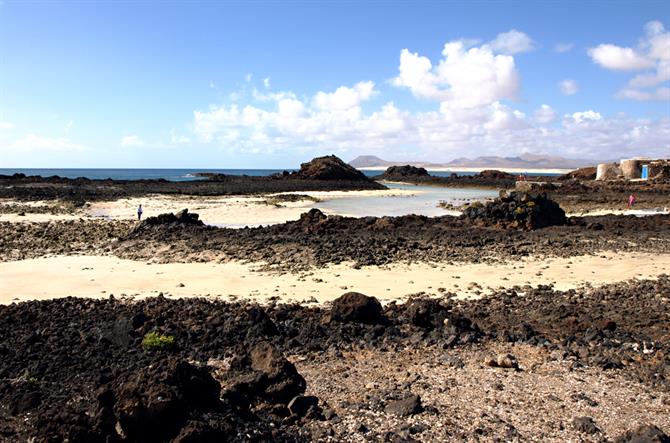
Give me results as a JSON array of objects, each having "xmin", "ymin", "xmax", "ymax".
[
  {"xmin": 534, "ymin": 104, "xmax": 557, "ymax": 124},
  {"xmin": 188, "ymin": 35, "xmax": 670, "ymax": 161},
  {"xmin": 558, "ymin": 79, "xmax": 579, "ymax": 95},
  {"xmin": 313, "ymin": 81, "xmax": 376, "ymax": 111},
  {"xmin": 569, "ymin": 110, "xmax": 602, "ymax": 124},
  {"xmin": 587, "ymin": 45, "xmax": 654, "ymax": 71},
  {"xmin": 392, "ymin": 40, "xmax": 519, "ymax": 110},
  {"xmin": 488, "ymin": 29, "xmax": 535, "ymax": 55},
  {"xmin": 589, "ymin": 21, "xmax": 670, "ymax": 101}
]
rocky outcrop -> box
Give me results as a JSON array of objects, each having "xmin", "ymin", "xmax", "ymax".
[
  {"xmin": 559, "ymin": 166, "xmax": 597, "ymax": 181},
  {"xmin": 143, "ymin": 209, "xmax": 204, "ymax": 226},
  {"xmin": 380, "ymin": 165, "xmax": 430, "ymax": 179},
  {"xmin": 478, "ymin": 169, "xmax": 514, "ymax": 180},
  {"xmin": 462, "ymin": 191, "xmax": 567, "ymax": 230},
  {"xmin": 329, "ymin": 292, "xmax": 386, "ymax": 325},
  {"xmin": 0, "ymin": 155, "xmax": 385, "ymax": 202},
  {"xmin": 223, "ymin": 341, "xmax": 307, "ymax": 405},
  {"xmin": 614, "ymin": 424, "xmax": 669, "ymax": 442},
  {"xmin": 296, "ymin": 155, "xmax": 370, "ymax": 181},
  {"xmin": 111, "ymin": 359, "xmax": 222, "ymax": 441}
]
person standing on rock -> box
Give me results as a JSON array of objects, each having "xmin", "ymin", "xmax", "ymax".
[
  {"xmin": 627, "ymin": 194, "xmax": 636, "ymax": 209},
  {"xmin": 137, "ymin": 204, "xmax": 143, "ymax": 221}
]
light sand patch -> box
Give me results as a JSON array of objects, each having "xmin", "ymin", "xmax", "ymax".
[{"xmin": 1, "ymin": 252, "xmax": 668, "ymax": 304}]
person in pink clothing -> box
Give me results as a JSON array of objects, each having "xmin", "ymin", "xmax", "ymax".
[{"xmin": 627, "ymin": 194, "xmax": 636, "ymax": 209}]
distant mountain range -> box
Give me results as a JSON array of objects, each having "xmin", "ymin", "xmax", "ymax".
[{"xmin": 349, "ymin": 153, "xmax": 594, "ymax": 170}]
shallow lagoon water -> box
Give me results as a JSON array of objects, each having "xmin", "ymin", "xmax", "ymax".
[{"xmin": 314, "ymin": 183, "xmax": 498, "ymax": 218}]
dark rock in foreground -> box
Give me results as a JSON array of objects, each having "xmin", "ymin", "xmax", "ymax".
[
  {"xmin": 329, "ymin": 292, "xmax": 386, "ymax": 325},
  {"xmin": 462, "ymin": 191, "xmax": 567, "ymax": 230},
  {"xmin": 614, "ymin": 424, "xmax": 670, "ymax": 443},
  {"xmin": 224, "ymin": 341, "xmax": 307, "ymax": 405},
  {"xmin": 0, "ymin": 276, "xmax": 669, "ymax": 440},
  {"xmin": 385, "ymin": 394, "xmax": 423, "ymax": 416},
  {"xmin": 111, "ymin": 359, "xmax": 222, "ymax": 442}
]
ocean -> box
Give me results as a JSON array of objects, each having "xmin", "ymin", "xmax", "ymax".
[{"xmin": 0, "ymin": 168, "xmax": 559, "ymax": 181}]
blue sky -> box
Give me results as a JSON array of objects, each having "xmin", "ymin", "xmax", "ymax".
[{"xmin": 1, "ymin": 1, "xmax": 669, "ymax": 168}]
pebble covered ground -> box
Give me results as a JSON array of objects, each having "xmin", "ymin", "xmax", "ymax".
[{"xmin": 0, "ymin": 277, "xmax": 668, "ymax": 441}]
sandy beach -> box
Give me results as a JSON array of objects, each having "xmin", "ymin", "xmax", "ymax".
[{"xmin": 1, "ymin": 251, "xmax": 668, "ymax": 304}]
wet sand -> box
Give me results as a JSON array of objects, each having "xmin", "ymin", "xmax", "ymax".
[{"xmin": 1, "ymin": 251, "xmax": 668, "ymax": 304}]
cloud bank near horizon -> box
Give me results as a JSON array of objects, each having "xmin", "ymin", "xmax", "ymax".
[
  {"xmin": 3, "ymin": 24, "xmax": 669, "ymax": 164},
  {"xmin": 190, "ymin": 26, "xmax": 669, "ymax": 161}
]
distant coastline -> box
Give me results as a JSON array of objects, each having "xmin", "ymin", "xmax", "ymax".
[{"xmin": 359, "ymin": 166, "xmax": 572, "ymax": 174}]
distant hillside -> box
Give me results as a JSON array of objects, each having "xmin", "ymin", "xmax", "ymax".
[
  {"xmin": 349, "ymin": 153, "xmax": 593, "ymax": 170},
  {"xmin": 348, "ymin": 155, "xmax": 397, "ymax": 168}
]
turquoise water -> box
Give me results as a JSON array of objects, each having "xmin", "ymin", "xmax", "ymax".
[{"xmin": 0, "ymin": 168, "xmax": 558, "ymax": 181}]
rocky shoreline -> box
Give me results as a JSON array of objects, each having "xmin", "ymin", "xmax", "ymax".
[
  {"xmin": 376, "ymin": 166, "xmax": 519, "ymax": 189},
  {"xmin": 1, "ymin": 277, "xmax": 668, "ymax": 441},
  {"xmin": 2, "ymin": 208, "xmax": 668, "ymax": 271},
  {"xmin": 1, "ymin": 162, "xmax": 669, "ymax": 442},
  {"xmin": 0, "ymin": 156, "xmax": 385, "ymax": 203}
]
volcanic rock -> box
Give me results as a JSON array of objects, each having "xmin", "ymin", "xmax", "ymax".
[
  {"xmin": 478, "ymin": 169, "xmax": 514, "ymax": 180},
  {"xmin": 381, "ymin": 165, "xmax": 430, "ymax": 179},
  {"xmin": 462, "ymin": 191, "xmax": 567, "ymax": 230},
  {"xmin": 296, "ymin": 155, "xmax": 370, "ymax": 181},
  {"xmin": 385, "ymin": 394, "xmax": 423, "ymax": 416},
  {"xmin": 486, "ymin": 354, "xmax": 519, "ymax": 370},
  {"xmin": 224, "ymin": 341, "xmax": 306, "ymax": 405},
  {"xmin": 572, "ymin": 416, "xmax": 600, "ymax": 435},
  {"xmin": 614, "ymin": 424, "xmax": 670, "ymax": 443},
  {"xmin": 559, "ymin": 166, "xmax": 597, "ymax": 181},
  {"xmin": 329, "ymin": 292, "xmax": 385, "ymax": 325},
  {"xmin": 143, "ymin": 208, "xmax": 204, "ymax": 226},
  {"xmin": 112, "ymin": 359, "xmax": 222, "ymax": 441},
  {"xmin": 296, "ymin": 208, "xmax": 328, "ymax": 233},
  {"xmin": 287, "ymin": 395, "xmax": 320, "ymax": 417}
]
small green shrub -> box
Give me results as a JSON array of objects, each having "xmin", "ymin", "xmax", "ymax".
[
  {"xmin": 514, "ymin": 207, "xmax": 525, "ymax": 215},
  {"xmin": 142, "ymin": 331, "xmax": 175, "ymax": 350}
]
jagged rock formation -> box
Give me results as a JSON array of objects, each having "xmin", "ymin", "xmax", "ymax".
[{"xmin": 462, "ymin": 191, "xmax": 567, "ymax": 230}]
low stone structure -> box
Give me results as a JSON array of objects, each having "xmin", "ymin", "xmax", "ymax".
[
  {"xmin": 596, "ymin": 163, "xmax": 622, "ymax": 180},
  {"xmin": 596, "ymin": 158, "xmax": 670, "ymax": 181}
]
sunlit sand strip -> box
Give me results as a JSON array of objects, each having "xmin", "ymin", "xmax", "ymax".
[{"xmin": 1, "ymin": 251, "xmax": 668, "ymax": 304}]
